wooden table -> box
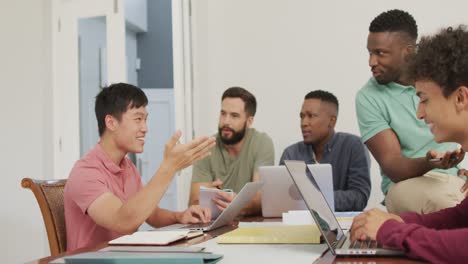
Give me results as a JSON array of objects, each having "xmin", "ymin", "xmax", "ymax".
[
  {"xmin": 28, "ymin": 219, "xmax": 426, "ymax": 264},
  {"xmin": 27, "ymin": 224, "xmax": 236, "ymax": 264}
]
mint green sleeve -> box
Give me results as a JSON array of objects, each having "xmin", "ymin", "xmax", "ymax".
[
  {"xmin": 355, "ymin": 90, "xmax": 391, "ymax": 143},
  {"xmin": 191, "ymin": 157, "xmax": 214, "ymax": 183}
]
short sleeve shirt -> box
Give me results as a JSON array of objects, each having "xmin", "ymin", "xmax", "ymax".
[
  {"xmin": 191, "ymin": 128, "xmax": 274, "ymax": 193},
  {"xmin": 64, "ymin": 143, "xmax": 143, "ymax": 250},
  {"xmin": 355, "ymin": 78, "xmax": 459, "ymax": 194}
]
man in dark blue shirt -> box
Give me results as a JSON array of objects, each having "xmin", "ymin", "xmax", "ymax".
[{"xmin": 280, "ymin": 90, "xmax": 371, "ymax": 211}]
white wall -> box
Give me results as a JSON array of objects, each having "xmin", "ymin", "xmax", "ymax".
[
  {"xmin": 0, "ymin": 0, "xmax": 52, "ymax": 263},
  {"xmin": 191, "ymin": 0, "xmax": 468, "ymax": 209}
]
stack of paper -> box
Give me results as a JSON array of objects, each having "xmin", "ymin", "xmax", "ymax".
[
  {"xmin": 199, "ymin": 236, "xmax": 327, "ymax": 264},
  {"xmin": 282, "ymin": 210, "xmax": 314, "ymax": 225},
  {"xmin": 109, "ymin": 230, "xmax": 204, "ymax": 246},
  {"xmin": 216, "ymin": 225, "xmax": 320, "ymax": 244},
  {"xmin": 282, "ymin": 210, "xmax": 360, "ymax": 230}
]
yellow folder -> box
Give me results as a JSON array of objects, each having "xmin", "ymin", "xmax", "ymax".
[{"xmin": 216, "ymin": 225, "xmax": 320, "ymax": 244}]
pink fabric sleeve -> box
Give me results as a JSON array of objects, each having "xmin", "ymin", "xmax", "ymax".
[{"xmin": 67, "ymin": 167, "xmax": 110, "ymax": 214}]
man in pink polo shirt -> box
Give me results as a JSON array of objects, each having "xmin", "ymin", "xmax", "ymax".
[{"xmin": 64, "ymin": 83, "xmax": 216, "ymax": 250}]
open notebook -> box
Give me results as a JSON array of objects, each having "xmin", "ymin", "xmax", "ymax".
[{"xmin": 109, "ymin": 230, "xmax": 204, "ymax": 246}]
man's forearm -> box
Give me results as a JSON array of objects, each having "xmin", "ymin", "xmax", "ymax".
[
  {"xmin": 146, "ymin": 207, "xmax": 179, "ymax": 227},
  {"xmin": 113, "ymin": 165, "xmax": 176, "ymax": 232},
  {"xmin": 381, "ymin": 156, "xmax": 433, "ymax": 183}
]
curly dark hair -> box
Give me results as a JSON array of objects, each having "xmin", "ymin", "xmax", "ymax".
[
  {"xmin": 408, "ymin": 26, "xmax": 468, "ymax": 97},
  {"xmin": 304, "ymin": 90, "xmax": 339, "ymax": 114},
  {"xmin": 369, "ymin": 9, "xmax": 418, "ymax": 42}
]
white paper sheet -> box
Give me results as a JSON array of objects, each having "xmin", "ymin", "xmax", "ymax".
[{"xmin": 195, "ymin": 237, "xmax": 327, "ymax": 263}]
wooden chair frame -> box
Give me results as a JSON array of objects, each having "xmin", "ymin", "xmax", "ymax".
[{"xmin": 21, "ymin": 177, "xmax": 67, "ymax": 256}]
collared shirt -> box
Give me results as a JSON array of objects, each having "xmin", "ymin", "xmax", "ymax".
[
  {"xmin": 356, "ymin": 78, "xmax": 459, "ymax": 194},
  {"xmin": 279, "ymin": 132, "xmax": 371, "ymax": 211},
  {"xmin": 64, "ymin": 143, "xmax": 143, "ymax": 251},
  {"xmin": 192, "ymin": 128, "xmax": 274, "ymax": 193}
]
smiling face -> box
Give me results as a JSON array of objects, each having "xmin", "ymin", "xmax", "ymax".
[
  {"xmin": 367, "ymin": 32, "xmax": 411, "ymax": 85},
  {"xmin": 415, "ymin": 80, "xmax": 468, "ymax": 146},
  {"xmin": 109, "ymin": 105, "xmax": 148, "ymax": 154}
]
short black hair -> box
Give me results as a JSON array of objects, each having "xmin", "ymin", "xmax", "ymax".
[
  {"xmin": 369, "ymin": 9, "xmax": 418, "ymax": 42},
  {"xmin": 95, "ymin": 83, "xmax": 148, "ymax": 136},
  {"xmin": 304, "ymin": 90, "xmax": 339, "ymax": 114},
  {"xmin": 408, "ymin": 26, "xmax": 468, "ymax": 97},
  {"xmin": 221, "ymin": 87, "xmax": 257, "ymax": 116}
]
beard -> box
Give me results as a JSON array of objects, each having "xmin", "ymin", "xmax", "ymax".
[
  {"xmin": 218, "ymin": 122, "xmax": 247, "ymax": 145},
  {"xmin": 375, "ymin": 74, "xmax": 395, "ymax": 85},
  {"xmin": 374, "ymin": 68, "xmax": 402, "ymax": 85}
]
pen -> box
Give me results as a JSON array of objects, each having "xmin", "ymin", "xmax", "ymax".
[{"xmin": 429, "ymin": 157, "xmax": 443, "ymax": 162}]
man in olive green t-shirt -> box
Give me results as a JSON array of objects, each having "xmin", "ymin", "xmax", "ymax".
[{"xmin": 189, "ymin": 87, "xmax": 274, "ymax": 216}]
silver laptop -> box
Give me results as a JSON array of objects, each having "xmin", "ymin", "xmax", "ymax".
[
  {"xmin": 260, "ymin": 164, "xmax": 334, "ymax": 217},
  {"xmin": 284, "ymin": 160, "xmax": 404, "ymax": 256},
  {"xmin": 185, "ymin": 181, "xmax": 263, "ymax": 231}
]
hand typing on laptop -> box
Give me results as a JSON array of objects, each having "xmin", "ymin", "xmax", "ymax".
[
  {"xmin": 175, "ymin": 205, "xmax": 212, "ymax": 224},
  {"xmin": 350, "ymin": 209, "xmax": 404, "ymax": 242}
]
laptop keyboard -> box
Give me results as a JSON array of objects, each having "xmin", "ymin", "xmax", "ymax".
[{"xmin": 351, "ymin": 238, "xmax": 381, "ymax": 249}]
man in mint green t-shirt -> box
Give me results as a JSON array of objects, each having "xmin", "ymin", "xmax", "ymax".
[
  {"xmin": 189, "ymin": 87, "xmax": 274, "ymax": 216},
  {"xmin": 355, "ymin": 9, "xmax": 466, "ymax": 214}
]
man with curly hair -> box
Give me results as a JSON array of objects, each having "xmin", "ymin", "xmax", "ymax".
[
  {"xmin": 355, "ymin": 9, "xmax": 466, "ymax": 214},
  {"xmin": 351, "ymin": 25, "xmax": 468, "ymax": 263}
]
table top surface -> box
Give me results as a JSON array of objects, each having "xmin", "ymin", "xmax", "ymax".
[{"xmin": 27, "ymin": 218, "xmax": 426, "ymax": 264}]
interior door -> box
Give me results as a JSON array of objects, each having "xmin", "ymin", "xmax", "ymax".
[
  {"xmin": 52, "ymin": 0, "xmax": 126, "ymax": 178},
  {"xmin": 78, "ymin": 16, "xmax": 107, "ymax": 157},
  {"xmin": 138, "ymin": 89, "xmax": 177, "ymax": 210}
]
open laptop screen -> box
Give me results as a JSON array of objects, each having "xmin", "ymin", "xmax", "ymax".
[{"xmin": 284, "ymin": 160, "xmax": 345, "ymax": 247}]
